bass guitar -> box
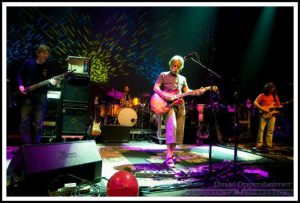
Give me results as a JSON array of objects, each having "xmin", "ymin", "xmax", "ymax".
[
  {"xmin": 90, "ymin": 96, "xmax": 101, "ymax": 137},
  {"xmin": 260, "ymin": 99, "xmax": 293, "ymax": 119},
  {"xmin": 150, "ymin": 86, "xmax": 218, "ymax": 114},
  {"xmin": 13, "ymin": 70, "xmax": 74, "ymax": 106}
]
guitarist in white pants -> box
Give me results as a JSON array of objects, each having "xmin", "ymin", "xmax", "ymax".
[
  {"xmin": 254, "ymin": 82, "xmax": 282, "ymax": 149},
  {"xmin": 17, "ymin": 44, "xmax": 57, "ymax": 145},
  {"xmin": 153, "ymin": 55, "xmax": 202, "ymax": 168}
]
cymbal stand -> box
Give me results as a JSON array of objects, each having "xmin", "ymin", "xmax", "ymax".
[{"xmin": 112, "ymin": 91, "xmax": 118, "ymax": 125}]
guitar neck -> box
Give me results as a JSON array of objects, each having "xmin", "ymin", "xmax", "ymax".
[
  {"xmin": 26, "ymin": 80, "xmax": 50, "ymax": 92},
  {"xmin": 175, "ymin": 87, "xmax": 209, "ymax": 99},
  {"xmin": 175, "ymin": 91, "xmax": 195, "ymax": 99},
  {"xmin": 93, "ymin": 97, "xmax": 99, "ymax": 121},
  {"xmin": 25, "ymin": 72, "xmax": 68, "ymax": 92}
]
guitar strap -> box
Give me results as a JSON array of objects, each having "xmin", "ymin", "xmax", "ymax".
[{"xmin": 272, "ymin": 93, "xmax": 279, "ymax": 104}]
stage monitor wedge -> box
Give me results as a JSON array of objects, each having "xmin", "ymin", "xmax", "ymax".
[{"xmin": 20, "ymin": 140, "xmax": 102, "ymax": 196}]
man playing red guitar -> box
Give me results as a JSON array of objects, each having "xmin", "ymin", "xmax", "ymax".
[
  {"xmin": 254, "ymin": 82, "xmax": 282, "ymax": 149},
  {"xmin": 153, "ymin": 55, "xmax": 203, "ymax": 168}
]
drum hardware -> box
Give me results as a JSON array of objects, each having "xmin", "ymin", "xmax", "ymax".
[
  {"xmin": 120, "ymin": 99, "xmax": 132, "ymax": 108},
  {"xmin": 107, "ymin": 104, "xmax": 120, "ymax": 117},
  {"xmin": 99, "ymin": 104, "xmax": 107, "ymax": 117},
  {"xmin": 132, "ymin": 97, "xmax": 140, "ymax": 107},
  {"xmin": 137, "ymin": 103, "xmax": 150, "ymax": 129},
  {"xmin": 96, "ymin": 89, "xmax": 153, "ymax": 128},
  {"xmin": 196, "ymin": 104, "xmax": 209, "ymax": 146}
]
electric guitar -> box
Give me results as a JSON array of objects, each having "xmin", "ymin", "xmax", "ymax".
[
  {"xmin": 260, "ymin": 99, "xmax": 293, "ymax": 119},
  {"xmin": 13, "ymin": 70, "xmax": 74, "ymax": 106},
  {"xmin": 150, "ymin": 86, "xmax": 218, "ymax": 114},
  {"xmin": 90, "ymin": 96, "xmax": 101, "ymax": 137}
]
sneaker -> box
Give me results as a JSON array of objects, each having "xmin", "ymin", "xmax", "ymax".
[
  {"xmin": 172, "ymin": 155, "xmax": 181, "ymax": 163},
  {"xmin": 164, "ymin": 157, "xmax": 175, "ymax": 168}
]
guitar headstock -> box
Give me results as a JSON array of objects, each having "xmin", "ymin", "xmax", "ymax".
[
  {"xmin": 212, "ymin": 86, "xmax": 219, "ymax": 92},
  {"xmin": 203, "ymin": 86, "xmax": 219, "ymax": 93},
  {"xmin": 191, "ymin": 86, "xmax": 219, "ymax": 96}
]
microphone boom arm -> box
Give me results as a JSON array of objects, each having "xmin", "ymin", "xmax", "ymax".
[{"xmin": 190, "ymin": 57, "xmax": 221, "ymax": 79}]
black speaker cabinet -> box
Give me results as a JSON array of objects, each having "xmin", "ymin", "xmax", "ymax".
[
  {"xmin": 97, "ymin": 125, "xmax": 130, "ymax": 143},
  {"xmin": 20, "ymin": 140, "xmax": 102, "ymax": 196},
  {"xmin": 62, "ymin": 76, "xmax": 89, "ymax": 103},
  {"xmin": 61, "ymin": 105, "xmax": 88, "ymax": 135}
]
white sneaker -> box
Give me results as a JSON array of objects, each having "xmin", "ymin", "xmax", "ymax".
[{"xmin": 164, "ymin": 157, "xmax": 175, "ymax": 168}]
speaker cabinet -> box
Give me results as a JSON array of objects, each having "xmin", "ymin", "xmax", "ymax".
[
  {"xmin": 62, "ymin": 76, "xmax": 89, "ymax": 103},
  {"xmin": 61, "ymin": 105, "xmax": 88, "ymax": 135},
  {"xmin": 97, "ymin": 125, "xmax": 130, "ymax": 143},
  {"xmin": 19, "ymin": 140, "xmax": 102, "ymax": 196}
]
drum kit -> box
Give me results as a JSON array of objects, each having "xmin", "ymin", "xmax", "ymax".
[{"xmin": 98, "ymin": 88, "xmax": 150, "ymax": 127}]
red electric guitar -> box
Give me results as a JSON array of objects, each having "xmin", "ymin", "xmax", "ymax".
[{"xmin": 150, "ymin": 86, "xmax": 218, "ymax": 114}]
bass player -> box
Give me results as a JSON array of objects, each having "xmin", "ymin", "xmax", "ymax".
[{"xmin": 17, "ymin": 44, "xmax": 58, "ymax": 145}]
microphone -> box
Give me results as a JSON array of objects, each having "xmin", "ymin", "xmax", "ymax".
[{"xmin": 183, "ymin": 53, "xmax": 194, "ymax": 61}]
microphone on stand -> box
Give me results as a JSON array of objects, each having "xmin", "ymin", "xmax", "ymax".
[{"xmin": 183, "ymin": 52, "xmax": 195, "ymax": 61}]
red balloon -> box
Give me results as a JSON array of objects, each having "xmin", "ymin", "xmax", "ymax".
[{"xmin": 107, "ymin": 170, "xmax": 139, "ymax": 196}]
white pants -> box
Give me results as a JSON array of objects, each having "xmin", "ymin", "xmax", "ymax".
[{"xmin": 164, "ymin": 105, "xmax": 185, "ymax": 144}]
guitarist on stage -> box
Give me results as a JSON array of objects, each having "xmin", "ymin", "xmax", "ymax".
[
  {"xmin": 254, "ymin": 82, "xmax": 282, "ymax": 149},
  {"xmin": 17, "ymin": 44, "xmax": 58, "ymax": 145},
  {"xmin": 153, "ymin": 55, "xmax": 202, "ymax": 168}
]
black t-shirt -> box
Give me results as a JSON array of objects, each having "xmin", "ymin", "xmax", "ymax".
[{"xmin": 17, "ymin": 58, "xmax": 54, "ymax": 94}]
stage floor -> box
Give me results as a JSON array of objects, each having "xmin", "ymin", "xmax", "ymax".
[
  {"xmin": 97, "ymin": 141, "xmax": 294, "ymax": 197},
  {"xmin": 5, "ymin": 139, "xmax": 294, "ymax": 198}
]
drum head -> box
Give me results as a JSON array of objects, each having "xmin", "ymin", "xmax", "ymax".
[{"xmin": 117, "ymin": 108, "xmax": 137, "ymax": 126}]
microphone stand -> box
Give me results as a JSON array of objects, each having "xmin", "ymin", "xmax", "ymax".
[
  {"xmin": 189, "ymin": 57, "xmax": 221, "ymax": 178},
  {"xmin": 189, "ymin": 56, "xmax": 253, "ymax": 184},
  {"xmin": 214, "ymin": 94, "xmax": 253, "ymax": 183}
]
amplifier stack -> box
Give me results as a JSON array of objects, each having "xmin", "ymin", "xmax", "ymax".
[{"xmin": 60, "ymin": 56, "xmax": 91, "ymax": 139}]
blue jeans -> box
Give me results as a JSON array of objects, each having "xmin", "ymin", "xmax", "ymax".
[{"xmin": 19, "ymin": 94, "xmax": 47, "ymax": 144}]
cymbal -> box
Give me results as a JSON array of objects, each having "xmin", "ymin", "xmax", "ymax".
[{"xmin": 106, "ymin": 88, "xmax": 123, "ymax": 99}]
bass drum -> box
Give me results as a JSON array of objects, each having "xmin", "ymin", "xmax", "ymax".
[{"xmin": 117, "ymin": 108, "xmax": 138, "ymax": 127}]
